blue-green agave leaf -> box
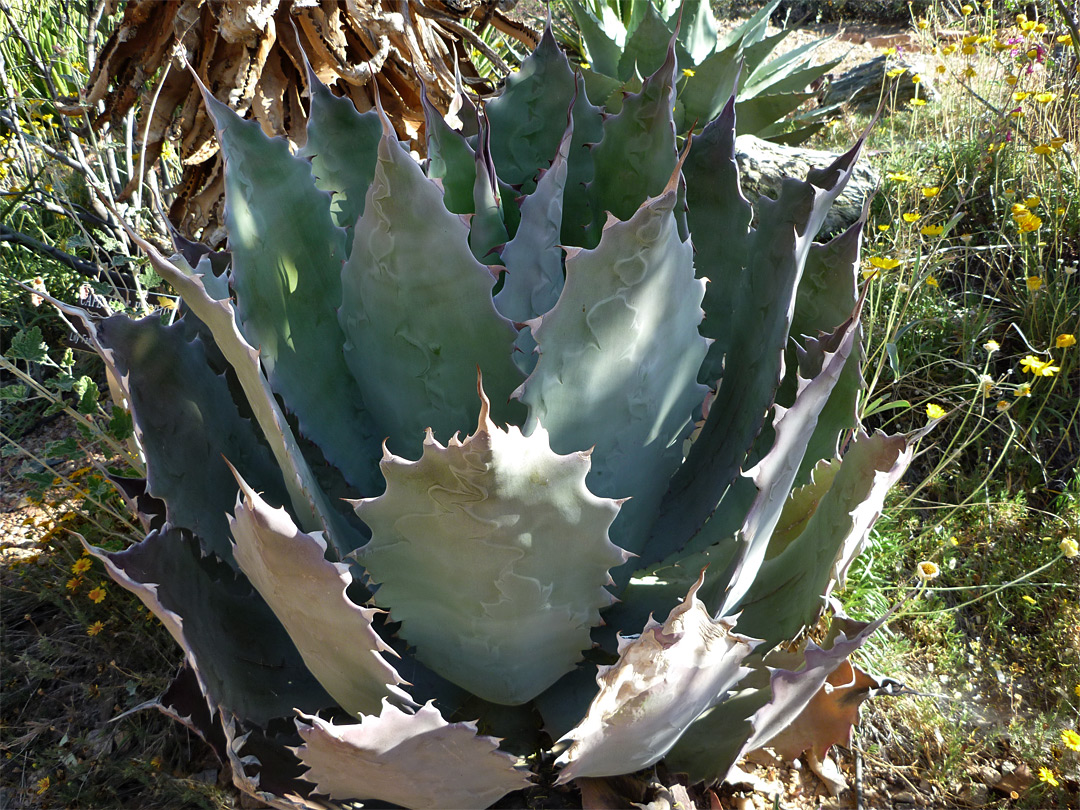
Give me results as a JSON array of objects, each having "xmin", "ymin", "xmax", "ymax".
[
  {"xmin": 94, "ymin": 314, "xmax": 288, "ymax": 566},
  {"xmin": 617, "ymin": 3, "xmax": 689, "ymax": 81},
  {"xmin": 228, "ymin": 469, "xmax": 412, "ymax": 717},
  {"xmin": 553, "ymin": 573, "xmax": 759, "ymax": 782},
  {"xmin": 586, "ymin": 40, "xmax": 678, "ymax": 241},
  {"xmin": 201, "ymin": 83, "xmax": 384, "ymax": 496},
  {"xmin": 714, "ymin": 306, "xmax": 862, "ymax": 617},
  {"xmin": 494, "ymin": 120, "xmax": 573, "ymax": 376},
  {"xmin": 516, "ymin": 182, "xmax": 708, "ymax": 578},
  {"xmin": 677, "ymin": 0, "xmax": 720, "ymax": 64},
  {"xmin": 354, "ymin": 385, "xmax": 628, "ymax": 706},
  {"xmin": 339, "ymin": 115, "xmax": 524, "ymax": 455},
  {"xmin": 85, "ymin": 530, "xmax": 333, "ymax": 726},
  {"xmin": 731, "ymin": 431, "xmax": 912, "ymax": 645},
  {"xmin": 486, "ymin": 25, "xmax": 578, "ymax": 190},
  {"xmin": 296, "ymin": 701, "xmax": 531, "ymax": 809},
  {"xmin": 562, "ymin": 0, "xmax": 625, "ymax": 78},
  {"xmin": 297, "ymin": 66, "xmax": 381, "ymax": 238},
  {"xmin": 470, "ymin": 124, "xmax": 511, "ymax": 264},
  {"xmin": 717, "ymin": 0, "xmax": 779, "ymax": 51},
  {"xmin": 736, "ymin": 91, "xmax": 816, "ymax": 136},
  {"xmin": 651, "ymin": 121, "xmax": 868, "ymax": 561},
  {"xmin": 423, "ymin": 88, "xmax": 477, "ymax": 215},
  {"xmin": 785, "ymin": 218, "xmax": 865, "ymax": 485},
  {"xmin": 114, "ymin": 226, "xmax": 359, "ymax": 556},
  {"xmin": 676, "ymin": 46, "xmax": 743, "ymax": 132}
]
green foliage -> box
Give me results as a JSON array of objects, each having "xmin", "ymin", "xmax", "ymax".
[
  {"xmin": 560, "ymin": 0, "xmax": 840, "ymax": 143},
  {"xmin": 65, "ymin": 27, "xmax": 916, "ymax": 809}
]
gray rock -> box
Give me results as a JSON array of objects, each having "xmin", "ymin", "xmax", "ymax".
[
  {"xmin": 821, "ymin": 54, "xmax": 939, "ymax": 112},
  {"xmin": 734, "ymin": 134, "xmax": 879, "ymax": 235}
]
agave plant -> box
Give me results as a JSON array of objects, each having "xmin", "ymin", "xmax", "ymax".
[
  {"xmin": 68, "ymin": 23, "xmax": 915, "ymax": 809},
  {"xmin": 561, "ymin": 0, "xmax": 841, "ymax": 143}
]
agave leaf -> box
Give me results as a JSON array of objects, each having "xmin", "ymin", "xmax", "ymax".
[
  {"xmin": 228, "ymin": 469, "xmax": 412, "ymax": 717},
  {"xmin": 470, "ymin": 124, "xmax": 511, "ymax": 264},
  {"xmin": 653, "ymin": 124, "xmax": 867, "ymax": 561},
  {"xmin": 717, "ymin": 0, "xmax": 779, "ymax": 51},
  {"xmin": 84, "ymin": 529, "xmax": 333, "ymax": 726},
  {"xmin": 744, "ymin": 56, "xmax": 842, "ymax": 101},
  {"xmin": 742, "ymin": 36, "xmax": 832, "ymax": 92},
  {"xmin": 94, "ymin": 313, "xmax": 289, "ymax": 566},
  {"xmin": 739, "ymin": 30, "xmax": 790, "ymax": 79},
  {"xmin": 713, "ymin": 306, "xmax": 862, "ymax": 616},
  {"xmin": 112, "ymin": 227, "xmax": 358, "ymax": 555},
  {"xmin": 423, "ymin": 89, "xmax": 477, "ymax": 215},
  {"xmin": 201, "ymin": 84, "xmax": 384, "ymax": 496},
  {"xmin": 617, "ymin": 3, "xmax": 689, "ymax": 81},
  {"xmin": 563, "ymin": 0, "xmax": 625, "ymax": 77},
  {"xmin": 340, "ymin": 113, "xmax": 524, "ymax": 456},
  {"xmin": 677, "ymin": 0, "xmax": 720, "ymax": 65},
  {"xmin": 676, "ymin": 45, "xmax": 743, "ymax": 132},
  {"xmin": 736, "ymin": 91, "xmax": 816, "ymax": 136},
  {"xmin": 222, "ymin": 718, "xmax": 326, "ymax": 810},
  {"xmin": 355, "ymin": 384, "xmax": 627, "ymax": 706},
  {"xmin": 731, "ymin": 431, "xmax": 912, "ymax": 644},
  {"xmin": 494, "ymin": 120, "xmax": 573, "ymax": 376},
  {"xmin": 297, "ymin": 66, "xmax": 381, "ymax": 238},
  {"xmin": 553, "ymin": 572, "xmax": 759, "ymax": 783},
  {"xmin": 665, "ymin": 603, "xmax": 893, "ymax": 783},
  {"xmin": 587, "ymin": 40, "xmax": 678, "ymax": 242},
  {"xmin": 517, "ymin": 182, "xmax": 708, "ymax": 579},
  {"xmin": 785, "ymin": 218, "xmax": 864, "ymax": 485},
  {"xmin": 296, "ymin": 702, "xmax": 532, "ymax": 809},
  {"xmin": 486, "ymin": 25, "xmax": 578, "ymax": 189}
]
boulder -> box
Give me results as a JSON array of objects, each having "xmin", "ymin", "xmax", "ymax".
[
  {"xmin": 820, "ymin": 54, "xmax": 938, "ymax": 112},
  {"xmin": 734, "ymin": 134, "xmax": 879, "ymax": 235}
]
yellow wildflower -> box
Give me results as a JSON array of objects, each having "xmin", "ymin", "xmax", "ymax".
[
  {"xmin": 942, "ymin": 44, "xmax": 957, "ymax": 55},
  {"xmin": 920, "ymin": 223, "xmax": 944, "ymax": 236},
  {"xmin": 961, "ymin": 44, "xmax": 977, "ymax": 55},
  {"xmin": 926, "ymin": 403, "xmax": 946, "ymax": 420},
  {"xmin": 984, "ymin": 339, "xmax": 1000, "ymax": 353},
  {"xmin": 963, "ymin": 66, "xmax": 977, "ymax": 79},
  {"xmin": 926, "ymin": 275, "xmax": 939, "ymax": 287},
  {"xmin": 978, "ymin": 374, "xmax": 994, "ymax": 396},
  {"xmin": 1055, "ymin": 334, "xmax": 1076, "ymax": 348},
  {"xmin": 869, "ymin": 256, "xmax": 901, "ymax": 270},
  {"xmin": 1038, "ymin": 768, "xmax": 1059, "ymax": 787},
  {"xmin": 156, "ymin": 296, "xmax": 178, "ymax": 310},
  {"xmin": 1062, "ymin": 729, "xmax": 1080, "ymax": 751},
  {"xmin": 877, "ymin": 224, "xmax": 891, "ymax": 232},
  {"xmin": 902, "ymin": 212, "xmax": 921, "ymax": 223},
  {"xmin": 917, "ymin": 18, "xmax": 929, "ymax": 29},
  {"xmin": 72, "ymin": 557, "xmax": 92, "ymax": 574},
  {"xmin": 960, "ymin": 4, "xmax": 973, "ymax": 14},
  {"xmin": 1034, "ymin": 92, "xmax": 1055, "ymax": 103},
  {"xmin": 66, "ymin": 577, "xmax": 81, "ymax": 591},
  {"xmin": 682, "ymin": 68, "xmax": 695, "ymax": 78},
  {"xmin": 1005, "ymin": 74, "xmax": 1018, "ymax": 85},
  {"xmin": 1032, "ymin": 144, "xmax": 1054, "ymax": 155},
  {"xmin": 1033, "ymin": 23, "xmax": 1047, "ymax": 34},
  {"xmin": 87, "ymin": 621, "xmax": 105, "ymax": 636},
  {"xmin": 1023, "ymin": 196, "xmax": 1040, "ymax": 208},
  {"xmin": 1021, "ymin": 594, "xmax": 1036, "ymax": 604},
  {"xmin": 1060, "ymin": 537, "xmax": 1079, "ymax": 558},
  {"xmin": 1017, "ymin": 213, "xmax": 1042, "ymax": 232},
  {"xmin": 1020, "ymin": 20, "xmax": 1037, "ymax": 32},
  {"xmin": 1050, "ymin": 137, "xmax": 1066, "ymax": 149},
  {"xmin": 1026, "ymin": 276, "xmax": 1043, "ymax": 291},
  {"xmin": 35, "ymin": 776, "xmax": 50, "ymax": 795},
  {"xmin": 1013, "ymin": 91, "xmax": 1029, "ymax": 101},
  {"xmin": 993, "ymin": 40, "xmax": 1012, "ymax": 51},
  {"xmin": 936, "ymin": 64, "xmax": 947, "ymax": 74},
  {"xmin": 861, "ymin": 269, "xmax": 880, "ymax": 281},
  {"xmin": 886, "ymin": 67, "xmax": 907, "ymax": 78},
  {"xmin": 88, "ymin": 585, "xmax": 107, "ymax": 604},
  {"xmin": 886, "ymin": 172, "xmax": 913, "ymax": 182},
  {"xmin": 910, "ymin": 98, "xmax": 927, "ymax": 106},
  {"xmin": 1015, "ymin": 383, "xmax": 1032, "ymax": 397},
  {"xmin": 922, "ymin": 186, "xmax": 940, "ymax": 197},
  {"xmin": 912, "ymin": 74, "xmax": 922, "ymax": 84},
  {"xmin": 1020, "ymin": 355, "xmax": 1060, "ymax": 376},
  {"xmin": 1058, "ymin": 34, "xmax": 1074, "ymax": 46},
  {"xmin": 1011, "ymin": 203, "xmax": 1029, "ymax": 216},
  {"xmin": 996, "ymin": 400, "xmax": 1010, "ymax": 411}
]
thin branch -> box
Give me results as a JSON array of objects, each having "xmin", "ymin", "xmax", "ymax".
[{"xmin": 0, "ymin": 223, "xmax": 134, "ymax": 287}]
